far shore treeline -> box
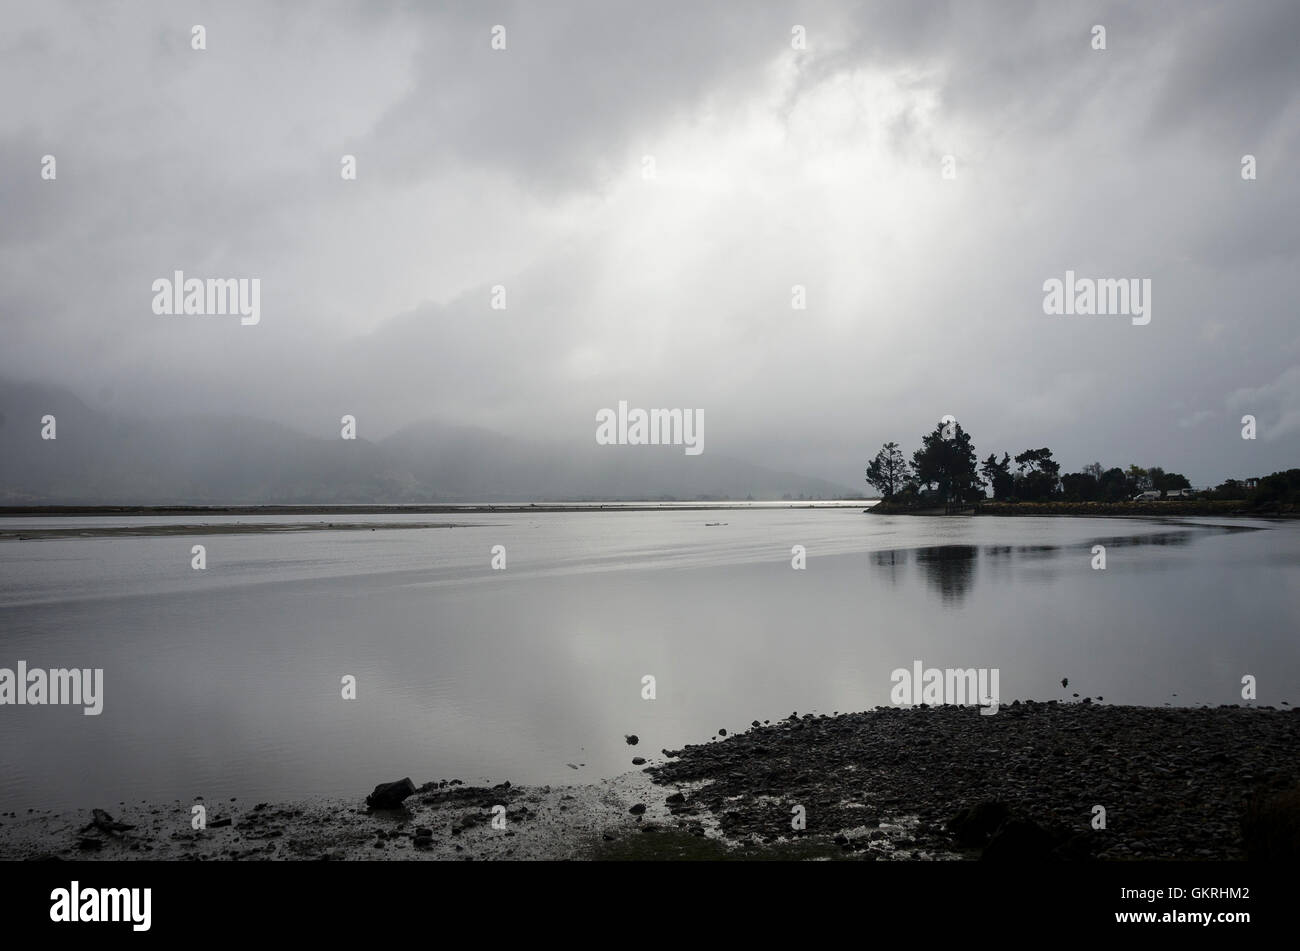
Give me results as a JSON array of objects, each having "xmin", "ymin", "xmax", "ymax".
[{"xmin": 866, "ymin": 419, "xmax": 1300, "ymax": 514}]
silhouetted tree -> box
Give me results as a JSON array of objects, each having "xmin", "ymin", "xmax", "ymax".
[
  {"xmin": 1098, "ymin": 467, "xmax": 1129, "ymax": 501},
  {"xmin": 980, "ymin": 452, "xmax": 1014, "ymax": 500},
  {"xmin": 912, "ymin": 421, "xmax": 981, "ymax": 503},
  {"xmin": 1247, "ymin": 469, "xmax": 1300, "ymax": 509},
  {"xmin": 1013, "ymin": 448, "xmax": 1061, "ymax": 500},
  {"xmin": 1209, "ymin": 479, "xmax": 1246, "ymax": 500},
  {"xmin": 1150, "ymin": 468, "xmax": 1191, "ymax": 493},
  {"xmin": 865, "ymin": 442, "xmax": 911, "ymax": 499},
  {"xmin": 1060, "ymin": 471, "xmax": 1099, "ymax": 501}
]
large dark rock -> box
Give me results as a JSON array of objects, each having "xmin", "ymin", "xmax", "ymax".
[
  {"xmin": 81, "ymin": 809, "xmax": 135, "ymax": 836},
  {"xmin": 947, "ymin": 800, "xmax": 1010, "ymax": 848},
  {"xmin": 366, "ymin": 777, "xmax": 417, "ymax": 810},
  {"xmin": 1051, "ymin": 831, "xmax": 1095, "ymax": 861},
  {"xmin": 1243, "ymin": 783, "xmax": 1300, "ymax": 860},
  {"xmin": 981, "ymin": 818, "xmax": 1060, "ymax": 861}
]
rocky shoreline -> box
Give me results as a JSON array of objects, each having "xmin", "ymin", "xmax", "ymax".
[
  {"xmin": 650, "ymin": 702, "xmax": 1300, "ymax": 860},
  {"xmin": 3, "ymin": 703, "xmax": 1296, "ymax": 861}
]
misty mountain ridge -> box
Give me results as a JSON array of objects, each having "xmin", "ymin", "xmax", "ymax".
[{"xmin": 0, "ymin": 380, "xmax": 858, "ymax": 504}]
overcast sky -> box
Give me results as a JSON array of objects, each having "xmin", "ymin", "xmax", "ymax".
[{"xmin": 2, "ymin": 0, "xmax": 1298, "ymax": 487}]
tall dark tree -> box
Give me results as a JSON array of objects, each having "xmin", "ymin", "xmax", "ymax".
[
  {"xmin": 912, "ymin": 420, "xmax": 980, "ymax": 503},
  {"xmin": 1209, "ymin": 478, "xmax": 1246, "ymax": 500},
  {"xmin": 1250, "ymin": 469, "xmax": 1300, "ymax": 508},
  {"xmin": 1098, "ymin": 467, "xmax": 1129, "ymax": 501},
  {"xmin": 1150, "ymin": 468, "xmax": 1191, "ymax": 493},
  {"xmin": 980, "ymin": 452, "xmax": 1014, "ymax": 500},
  {"xmin": 1013, "ymin": 448, "xmax": 1061, "ymax": 500},
  {"xmin": 865, "ymin": 441, "xmax": 911, "ymax": 498},
  {"xmin": 1060, "ymin": 471, "xmax": 1100, "ymax": 501}
]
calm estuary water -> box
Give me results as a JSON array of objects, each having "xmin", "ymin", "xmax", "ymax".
[{"xmin": 1, "ymin": 508, "xmax": 1297, "ymax": 811}]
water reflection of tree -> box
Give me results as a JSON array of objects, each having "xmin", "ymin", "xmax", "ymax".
[
  {"xmin": 870, "ymin": 548, "xmax": 908, "ymax": 584},
  {"xmin": 1089, "ymin": 531, "xmax": 1194, "ymax": 549},
  {"xmin": 876, "ymin": 532, "xmax": 1197, "ymax": 605},
  {"xmin": 913, "ymin": 545, "xmax": 979, "ymax": 604}
]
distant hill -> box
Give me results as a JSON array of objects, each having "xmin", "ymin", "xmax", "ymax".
[{"xmin": 0, "ymin": 381, "xmax": 858, "ymax": 504}]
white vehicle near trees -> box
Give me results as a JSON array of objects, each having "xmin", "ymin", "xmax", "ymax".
[{"xmin": 1133, "ymin": 488, "xmax": 1198, "ymax": 501}]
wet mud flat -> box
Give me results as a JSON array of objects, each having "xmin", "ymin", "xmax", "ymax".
[
  {"xmin": 2, "ymin": 704, "xmax": 1296, "ymax": 861},
  {"xmin": 0, "ymin": 777, "xmax": 659, "ymax": 862}
]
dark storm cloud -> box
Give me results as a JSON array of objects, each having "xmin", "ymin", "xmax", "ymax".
[{"xmin": 0, "ymin": 0, "xmax": 1297, "ymax": 490}]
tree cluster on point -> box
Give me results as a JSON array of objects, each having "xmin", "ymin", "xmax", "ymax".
[{"xmin": 863, "ymin": 421, "xmax": 1232, "ymax": 508}]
